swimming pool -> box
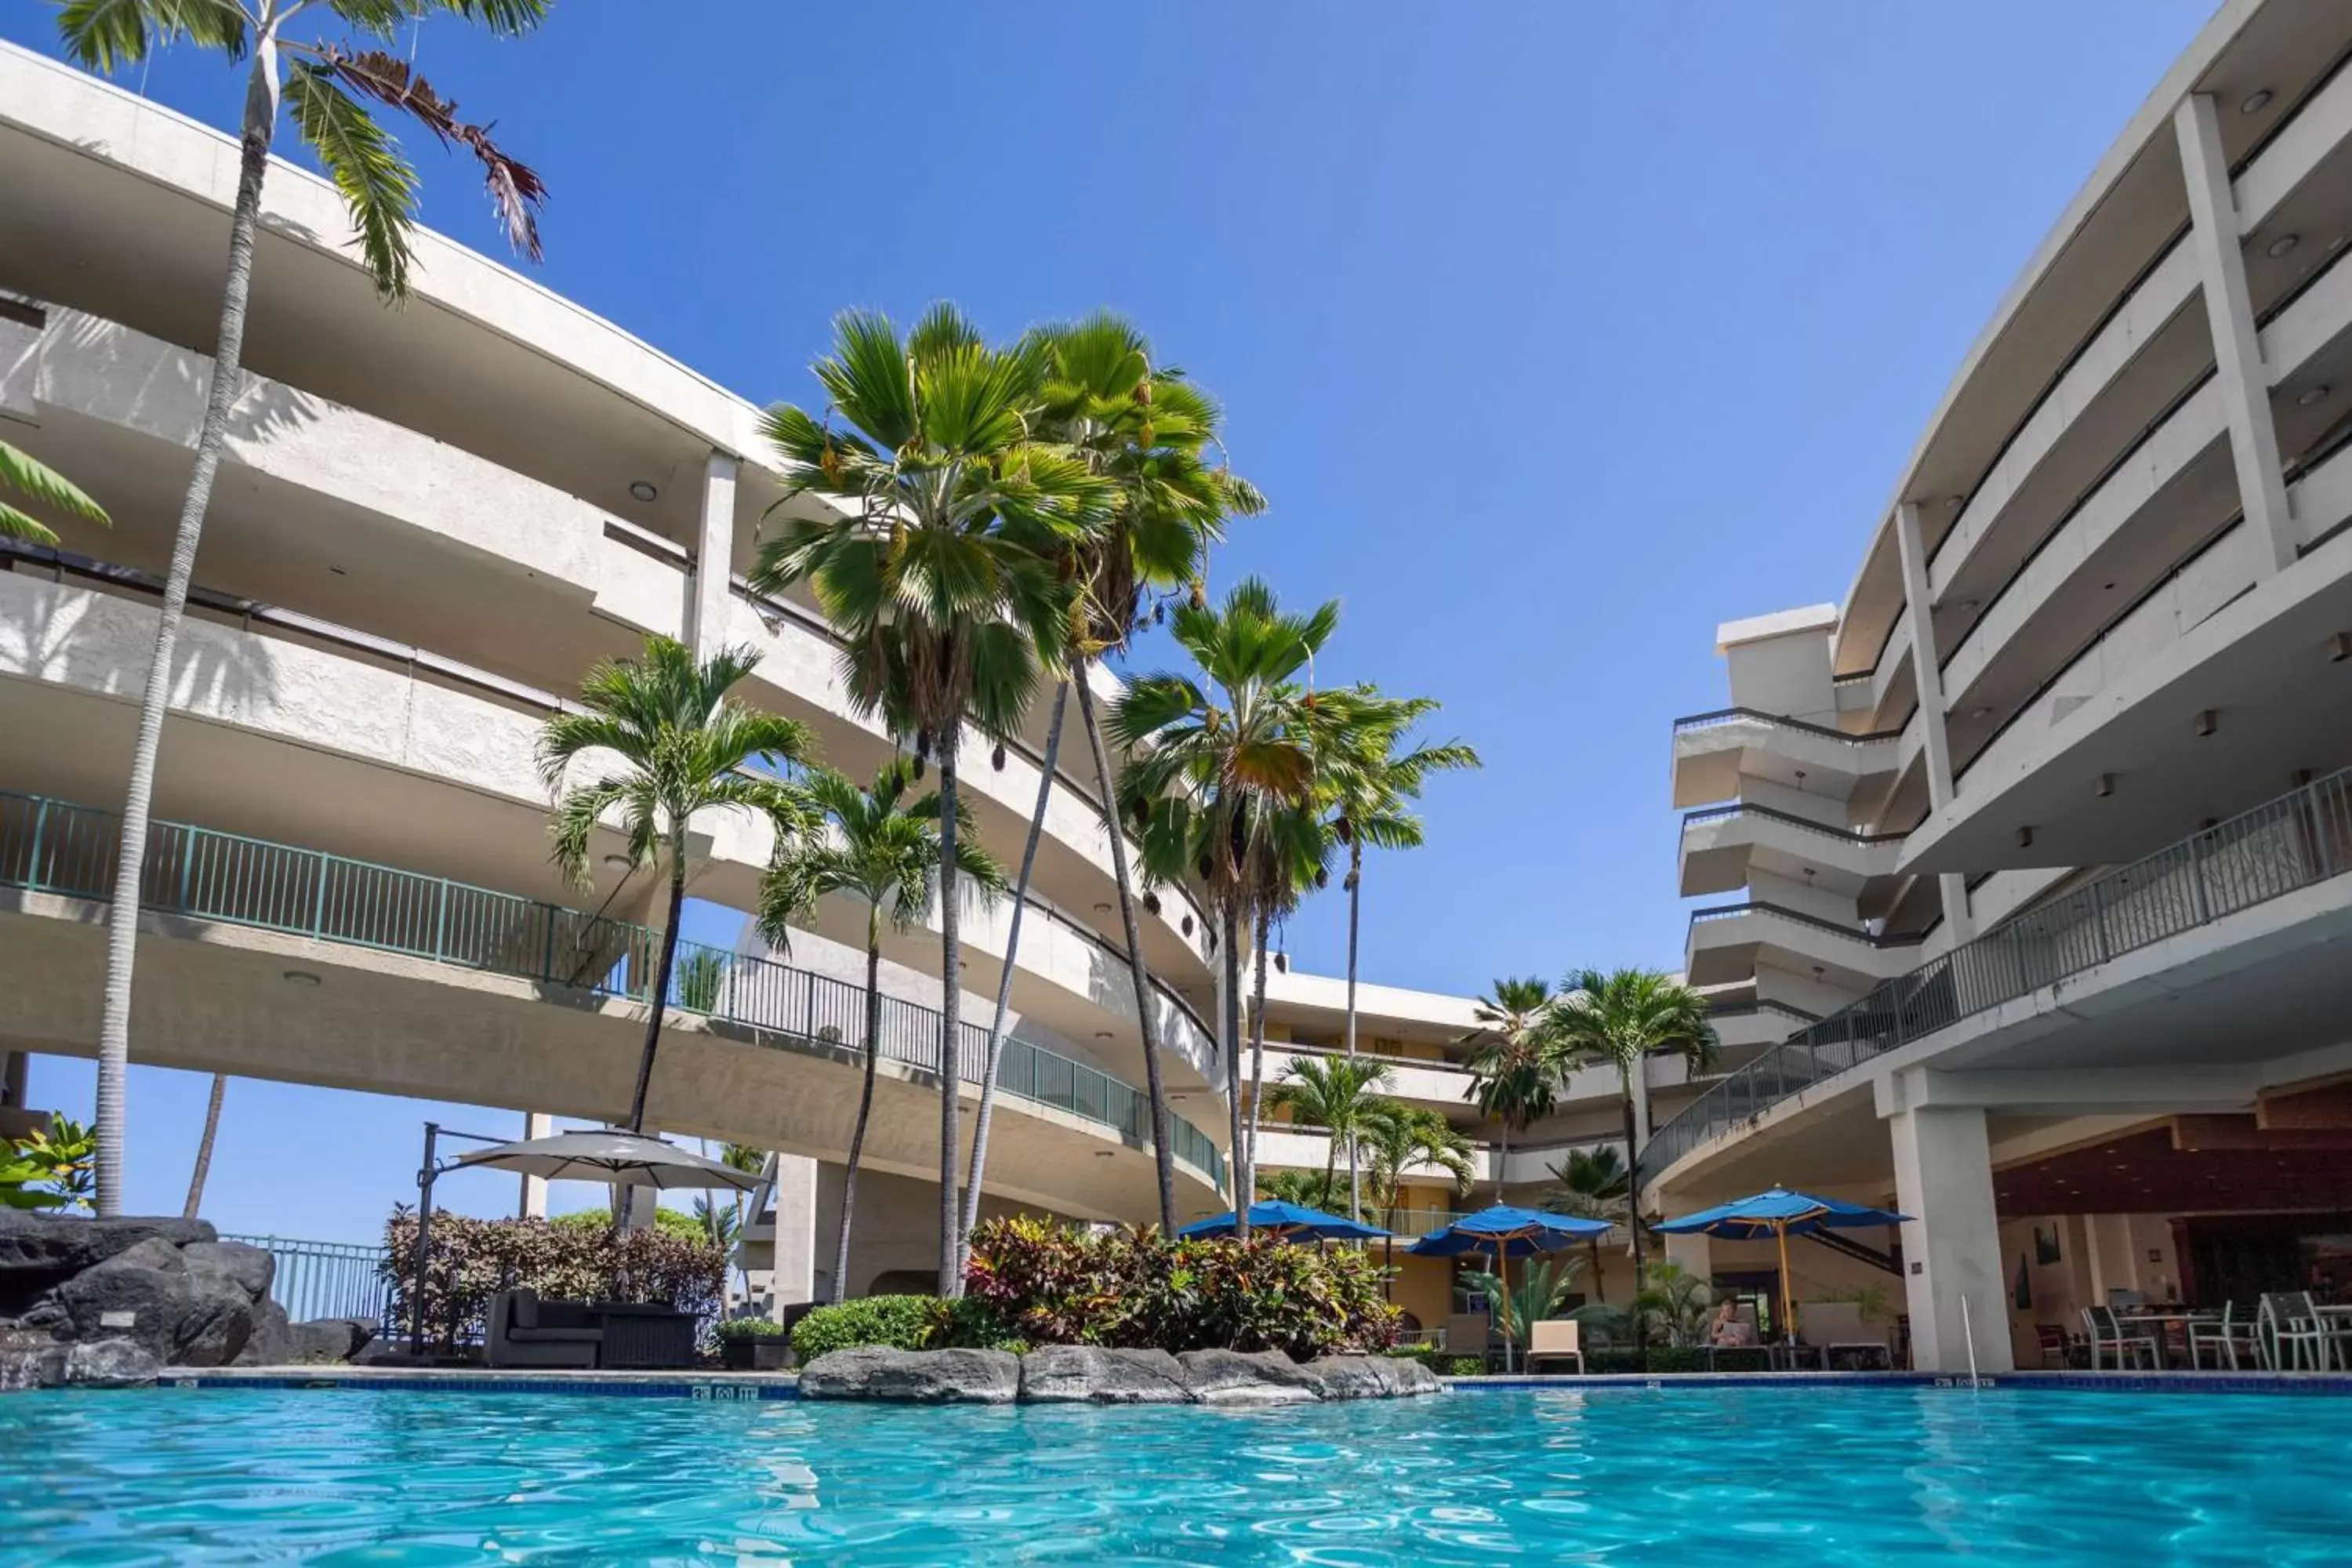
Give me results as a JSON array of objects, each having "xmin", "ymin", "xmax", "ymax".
[{"xmin": 5, "ymin": 1384, "xmax": 2347, "ymax": 1563}]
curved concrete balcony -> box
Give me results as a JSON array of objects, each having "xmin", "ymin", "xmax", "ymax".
[
  {"xmin": 1257, "ymin": 1123, "xmax": 1628, "ymax": 1196},
  {"xmin": 1645, "ymin": 767, "xmax": 2352, "ymax": 1204},
  {"xmin": 1670, "ymin": 709, "xmax": 1899, "ymax": 810},
  {"xmin": 0, "ymin": 790, "xmax": 1228, "ymax": 1216},
  {"xmin": 0, "ymin": 561, "xmax": 1220, "ymax": 1092},
  {"xmin": 1677, "ymin": 803, "xmax": 1904, "ymax": 898},
  {"xmin": 0, "ymin": 302, "xmax": 1217, "ymax": 987},
  {"xmin": 1683, "ymin": 901, "xmax": 1922, "ymax": 992},
  {"xmin": 1707, "ymin": 999, "xmax": 1820, "ymax": 1057}
]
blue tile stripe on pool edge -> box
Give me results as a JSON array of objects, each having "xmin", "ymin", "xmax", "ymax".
[{"xmin": 165, "ymin": 1374, "xmax": 797, "ymax": 1400}]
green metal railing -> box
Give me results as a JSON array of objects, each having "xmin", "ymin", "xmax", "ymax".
[
  {"xmin": 0, "ymin": 789, "xmax": 1226, "ymax": 1190},
  {"xmin": 1645, "ymin": 767, "xmax": 2352, "ymax": 1177}
]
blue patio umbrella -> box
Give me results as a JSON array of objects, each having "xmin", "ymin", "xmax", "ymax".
[
  {"xmin": 1655, "ymin": 1186, "xmax": 1909, "ymax": 1341},
  {"xmin": 1407, "ymin": 1205, "xmax": 1612, "ymax": 1371},
  {"xmin": 1178, "ymin": 1200, "xmax": 1391, "ymax": 1242}
]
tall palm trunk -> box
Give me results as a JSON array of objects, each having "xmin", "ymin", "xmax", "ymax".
[
  {"xmin": 181, "ymin": 1073, "xmax": 227, "ymax": 1220},
  {"xmin": 94, "ymin": 42, "xmax": 280, "ymax": 1217},
  {"xmin": 1343, "ymin": 842, "xmax": 1363, "ymax": 1221},
  {"xmin": 1494, "ymin": 1120, "xmax": 1510, "ymax": 1202},
  {"xmin": 833, "ymin": 913, "xmax": 884, "ymax": 1306},
  {"xmin": 1073, "ymin": 674, "xmax": 1178, "ymax": 1235},
  {"xmin": 627, "ymin": 849, "xmax": 688, "ymax": 1134},
  {"xmin": 1241, "ymin": 909, "xmax": 1272, "ymax": 1211},
  {"xmin": 959, "ymin": 682, "xmax": 1065, "ymax": 1267},
  {"xmin": 934, "ymin": 735, "xmax": 964, "ymax": 1298},
  {"xmin": 1221, "ymin": 905, "xmax": 1247, "ymax": 1238}
]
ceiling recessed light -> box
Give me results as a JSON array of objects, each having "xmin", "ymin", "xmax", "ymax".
[
  {"xmin": 1094, "ymin": 1030, "xmax": 1115, "ymax": 1040},
  {"xmin": 1970, "ymin": 706, "xmax": 1993, "ymax": 719},
  {"xmin": 628, "ymin": 480, "xmax": 659, "ymax": 503},
  {"xmin": 2298, "ymin": 385, "xmax": 2331, "ymax": 407},
  {"xmin": 1093, "ymin": 1150, "xmax": 1116, "ymax": 1159},
  {"xmin": 2267, "ymin": 234, "xmax": 2301, "ymax": 259},
  {"xmin": 1093, "ymin": 902, "xmax": 1112, "ymax": 916},
  {"xmin": 282, "ymin": 971, "xmax": 321, "ymax": 986},
  {"xmin": 602, "ymin": 854, "xmax": 634, "ymax": 869},
  {"xmin": 2241, "ymin": 89, "xmax": 2274, "ymax": 114}
]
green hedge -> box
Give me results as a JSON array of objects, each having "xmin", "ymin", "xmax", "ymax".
[
  {"xmin": 715, "ymin": 1318, "xmax": 786, "ymax": 1341},
  {"xmin": 790, "ymin": 1295, "xmax": 947, "ymax": 1362}
]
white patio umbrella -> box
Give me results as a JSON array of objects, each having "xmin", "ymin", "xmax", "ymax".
[{"xmin": 450, "ymin": 1127, "xmax": 762, "ymax": 1192}]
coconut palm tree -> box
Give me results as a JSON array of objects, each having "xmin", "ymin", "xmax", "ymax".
[
  {"xmin": 1319, "ymin": 688, "xmax": 1478, "ymax": 1215},
  {"xmin": 60, "ymin": 0, "xmax": 553, "ymax": 1218},
  {"xmin": 957, "ymin": 316, "xmax": 1264, "ymax": 1250},
  {"xmin": 1254, "ymin": 1167, "xmax": 1346, "ymax": 1211},
  {"xmin": 753, "ymin": 306, "xmax": 1108, "ymax": 1293},
  {"xmin": 757, "ymin": 760, "xmax": 1005, "ymax": 1305},
  {"xmin": 180, "ymin": 1073, "xmax": 230, "ymax": 1220},
  {"xmin": 1544, "ymin": 1144, "xmax": 1630, "ymax": 1303},
  {"xmin": 1264, "ymin": 1054, "xmax": 1392, "ymax": 1196},
  {"xmin": 1459, "ymin": 978, "xmax": 1563, "ymax": 1201},
  {"xmin": 538, "ymin": 637, "xmax": 816, "ymax": 1144},
  {"xmin": 1112, "ymin": 579, "xmax": 1337, "ymax": 1236},
  {"xmin": 1359, "ymin": 1101, "xmax": 1475, "ymax": 1295},
  {"xmin": 0, "ymin": 441, "xmax": 110, "ymax": 544}
]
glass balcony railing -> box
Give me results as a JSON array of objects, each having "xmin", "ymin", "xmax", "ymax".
[
  {"xmin": 1644, "ymin": 766, "xmax": 2352, "ymax": 1178},
  {"xmin": 0, "ymin": 789, "xmax": 1226, "ymax": 1192}
]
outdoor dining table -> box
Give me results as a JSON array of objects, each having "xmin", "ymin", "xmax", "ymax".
[{"xmin": 2117, "ymin": 1308, "xmax": 2217, "ymax": 1367}]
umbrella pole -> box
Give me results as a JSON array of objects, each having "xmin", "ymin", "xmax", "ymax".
[
  {"xmin": 1499, "ymin": 1244, "xmax": 1512, "ymax": 1375},
  {"xmin": 408, "ymin": 1122, "xmax": 439, "ymax": 1359},
  {"xmin": 1777, "ymin": 1221, "xmax": 1795, "ymax": 1351}
]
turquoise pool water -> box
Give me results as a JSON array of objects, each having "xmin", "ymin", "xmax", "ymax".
[{"xmin": 5, "ymin": 1385, "xmax": 2348, "ymax": 1563}]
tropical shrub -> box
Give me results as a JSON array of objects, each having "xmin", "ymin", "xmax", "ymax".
[
  {"xmin": 963, "ymin": 1216, "xmax": 1400, "ymax": 1359},
  {"xmin": 1443, "ymin": 1355, "xmax": 1486, "ymax": 1377},
  {"xmin": 380, "ymin": 1209, "xmax": 724, "ymax": 1353},
  {"xmin": 715, "ymin": 1317, "xmax": 786, "ymax": 1341},
  {"xmin": 790, "ymin": 1294, "xmax": 949, "ymax": 1362},
  {"xmin": 1, "ymin": 1115, "xmax": 96, "ymax": 1212},
  {"xmin": 552, "ymin": 1204, "xmax": 710, "ymax": 1243}
]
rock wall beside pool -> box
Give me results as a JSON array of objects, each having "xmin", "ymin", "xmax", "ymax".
[{"xmin": 796, "ymin": 1345, "xmax": 1443, "ymax": 1404}]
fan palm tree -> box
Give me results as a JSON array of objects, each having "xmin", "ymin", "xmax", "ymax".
[
  {"xmin": 0, "ymin": 441, "xmax": 110, "ymax": 544},
  {"xmin": 757, "ymin": 760, "xmax": 1004, "ymax": 1305},
  {"xmin": 1320, "ymin": 688, "xmax": 1478, "ymax": 1215},
  {"xmin": 538, "ymin": 637, "xmax": 816, "ymax": 1144},
  {"xmin": 1264, "ymin": 1054, "xmax": 1392, "ymax": 1196},
  {"xmin": 60, "ymin": 0, "xmax": 553, "ymax": 1218},
  {"xmin": 958, "ymin": 315, "xmax": 1264, "ymax": 1250},
  {"xmin": 753, "ymin": 306, "xmax": 1109, "ymax": 1293},
  {"xmin": 1459, "ymin": 978, "xmax": 1563, "ymax": 1200},
  {"xmin": 1544, "ymin": 1144, "xmax": 1630, "ymax": 1303},
  {"xmin": 1112, "ymin": 579, "xmax": 1337, "ymax": 1236}
]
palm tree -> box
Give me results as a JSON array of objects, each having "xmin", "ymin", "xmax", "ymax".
[
  {"xmin": 1320, "ymin": 688, "xmax": 1478, "ymax": 1216},
  {"xmin": 753, "ymin": 306, "xmax": 1108, "ymax": 1293},
  {"xmin": 960, "ymin": 316, "xmax": 1264, "ymax": 1249},
  {"xmin": 1552, "ymin": 968, "xmax": 1719, "ymax": 1159},
  {"xmin": 757, "ymin": 760, "xmax": 1004, "ymax": 1305},
  {"xmin": 1264, "ymin": 1054, "xmax": 1392, "ymax": 1196},
  {"xmin": 1544, "ymin": 1144, "xmax": 1630, "ymax": 1304},
  {"xmin": 538, "ymin": 637, "xmax": 816, "ymax": 1145},
  {"xmin": 717, "ymin": 1141, "xmax": 764, "ymax": 1301},
  {"xmin": 60, "ymin": 0, "xmax": 552, "ymax": 1218},
  {"xmin": 1459, "ymin": 978, "xmax": 1563, "ymax": 1200},
  {"xmin": 1237, "ymin": 802, "xmax": 1334, "ymax": 1196},
  {"xmin": 1552, "ymin": 967, "xmax": 1717, "ymax": 1293},
  {"xmin": 1, "ymin": 440, "xmax": 110, "ymax": 544},
  {"xmin": 180, "ymin": 1073, "xmax": 230, "ymax": 1220},
  {"xmin": 1360, "ymin": 1102, "xmax": 1478, "ymax": 1225},
  {"xmin": 1254, "ymin": 1167, "xmax": 1346, "ymax": 1211},
  {"xmin": 1112, "ymin": 579, "xmax": 1337, "ymax": 1237}
]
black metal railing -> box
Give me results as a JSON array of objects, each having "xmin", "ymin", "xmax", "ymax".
[{"xmin": 1646, "ymin": 767, "xmax": 2352, "ymax": 1176}]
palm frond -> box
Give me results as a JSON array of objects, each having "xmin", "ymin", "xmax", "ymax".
[
  {"xmin": 317, "ymin": 47, "xmax": 546, "ymax": 263},
  {"xmin": 58, "ymin": 0, "xmax": 246, "ymax": 71},
  {"xmin": 285, "ymin": 63, "xmax": 420, "ymax": 299}
]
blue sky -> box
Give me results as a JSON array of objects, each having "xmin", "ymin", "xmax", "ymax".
[{"xmin": 5, "ymin": 1, "xmax": 2217, "ymax": 1239}]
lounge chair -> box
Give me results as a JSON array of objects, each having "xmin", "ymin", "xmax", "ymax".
[
  {"xmin": 2034, "ymin": 1323, "xmax": 2085, "ymax": 1369},
  {"xmin": 486, "ymin": 1288, "xmax": 603, "ymax": 1369},
  {"xmin": 1526, "ymin": 1319, "xmax": 1584, "ymax": 1374},
  {"xmin": 1443, "ymin": 1312, "xmax": 1492, "ymax": 1366}
]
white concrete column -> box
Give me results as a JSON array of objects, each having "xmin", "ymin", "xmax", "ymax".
[
  {"xmin": 1894, "ymin": 502, "xmax": 1973, "ymax": 938},
  {"xmin": 690, "ymin": 449, "xmax": 740, "ymax": 655},
  {"xmin": 769, "ymin": 1154, "xmax": 819, "ymax": 1312},
  {"xmin": 1888, "ymin": 1098, "xmax": 2014, "ymax": 1373},
  {"xmin": 1662, "ymin": 1231, "xmax": 1713, "ymax": 1283},
  {"xmin": 2176, "ymin": 93, "xmax": 2296, "ymax": 575},
  {"xmin": 517, "ymin": 1111, "xmax": 553, "ymax": 1218}
]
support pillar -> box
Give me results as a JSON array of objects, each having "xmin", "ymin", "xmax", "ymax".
[
  {"xmin": 517, "ymin": 1111, "xmax": 553, "ymax": 1218},
  {"xmin": 769, "ymin": 1153, "xmax": 819, "ymax": 1313},
  {"xmin": 2176, "ymin": 93, "xmax": 2296, "ymax": 574},
  {"xmin": 1662, "ymin": 1230, "xmax": 1712, "ymax": 1284},
  {"xmin": 690, "ymin": 450, "xmax": 740, "ymax": 655},
  {"xmin": 2, "ymin": 1050, "xmax": 25, "ymax": 1111},
  {"xmin": 1887, "ymin": 1099, "xmax": 2014, "ymax": 1372},
  {"xmin": 1894, "ymin": 502, "xmax": 1973, "ymax": 939}
]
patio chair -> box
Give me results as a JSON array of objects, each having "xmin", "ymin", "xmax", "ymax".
[
  {"xmin": 485, "ymin": 1288, "xmax": 602, "ymax": 1369},
  {"xmin": 1526, "ymin": 1319, "xmax": 1584, "ymax": 1374},
  {"xmin": 2081, "ymin": 1305, "xmax": 2157, "ymax": 1370},
  {"xmin": 2033, "ymin": 1323, "xmax": 2085, "ymax": 1369},
  {"xmin": 1443, "ymin": 1312, "xmax": 1493, "ymax": 1364},
  {"xmin": 2260, "ymin": 1293, "xmax": 2333, "ymax": 1371},
  {"xmin": 2187, "ymin": 1302, "xmax": 2262, "ymax": 1371}
]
